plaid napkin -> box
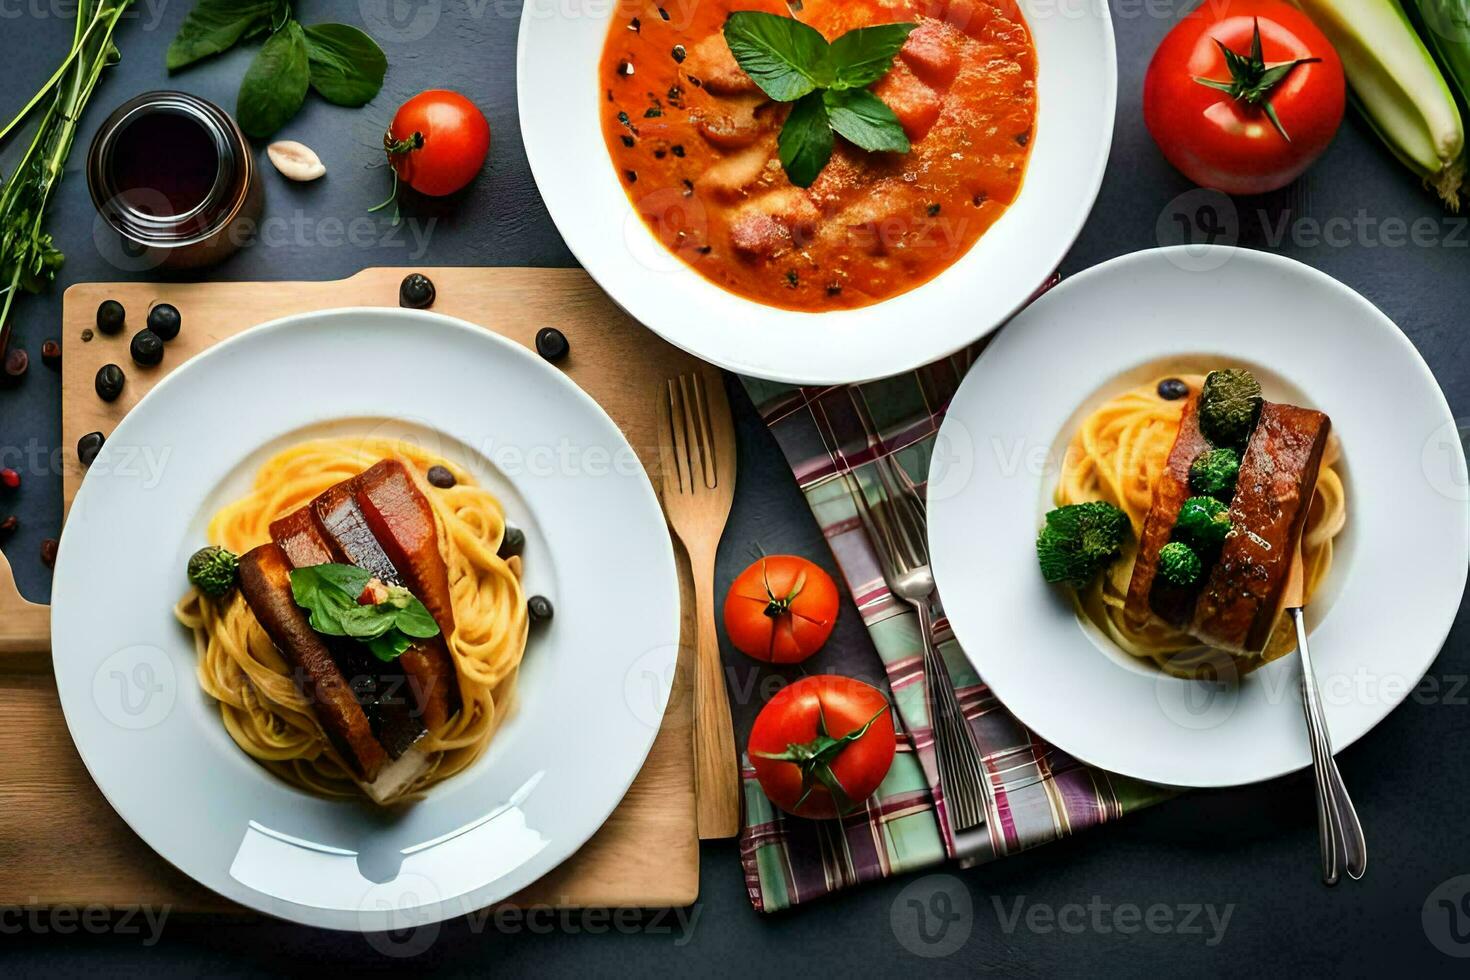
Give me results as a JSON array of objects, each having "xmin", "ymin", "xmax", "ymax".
[{"xmin": 735, "ymin": 347, "xmax": 1173, "ymax": 913}]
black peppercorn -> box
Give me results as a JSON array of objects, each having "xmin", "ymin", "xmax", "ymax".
[
  {"xmin": 147, "ymin": 303, "xmax": 181, "ymax": 341},
  {"xmin": 426, "ymin": 465, "xmax": 456, "ymax": 488},
  {"xmin": 95, "ymin": 363, "xmax": 126, "ymax": 402},
  {"xmin": 81, "ymin": 329, "xmax": 94, "ymax": 343},
  {"xmin": 528, "ymin": 594, "xmax": 554, "ymax": 623},
  {"xmin": 399, "ymin": 273, "xmax": 436, "ymax": 309},
  {"xmin": 130, "ymin": 329, "xmax": 164, "ymax": 367},
  {"xmin": 3, "ymin": 347, "xmax": 27, "ymax": 382},
  {"xmin": 96, "ymin": 299, "xmax": 126, "ymax": 335},
  {"xmin": 1157, "ymin": 378, "xmax": 1190, "ymax": 401},
  {"xmin": 499, "ymin": 525, "xmax": 525, "ymax": 559},
  {"xmin": 535, "ymin": 327, "xmax": 570, "ymax": 363},
  {"xmin": 77, "ymin": 431, "xmax": 105, "ymax": 467},
  {"xmin": 41, "ymin": 339, "xmax": 61, "ymax": 369}
]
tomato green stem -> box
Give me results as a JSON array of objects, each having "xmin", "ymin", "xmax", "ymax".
[{"xmin": 1191, "ymin": 18, "xmax": 1320, "ymax": 142}]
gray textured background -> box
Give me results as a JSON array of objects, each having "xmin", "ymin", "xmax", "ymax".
[{"xmin": 3, "ymin": 0, "xmax": 1468, "ymax": 974}]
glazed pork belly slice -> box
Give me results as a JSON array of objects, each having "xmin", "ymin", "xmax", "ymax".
[
  {"xmin": 311, "ymin": 474, "xmax": 458, "ymax": 731},
  {"xmin": 269, "ymin": 508, "xmax": 427, "ymax": 760},
  {"xmin": 1189, "ymin": 403, "xmax": 1330, "ymax": 655},
  {"xmin": 1125, "ymin": 394, "xmax": 1214, "ymax": 630},
  {"xmin": 237, "ymin": 543, "xmax": 388, "ymax": 783}
]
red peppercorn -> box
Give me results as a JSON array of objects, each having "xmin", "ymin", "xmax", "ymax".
[
  {"xmin": 40, "ymin": 538, "xmax": 58, "ymax": 568},
  {"xmin": 0, "ymin": 515, "xmax": 17, "ymax": 539},
  {"xmin": 0, "ymin": 469, "xmax": 19, "ymax": 490}
]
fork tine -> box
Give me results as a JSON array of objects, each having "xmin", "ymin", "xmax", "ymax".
[
  {"xmin": 681, "ymin": 374, "xmax": 717, "ymax": 490},
  {"xmin": 667, "ymin": 379, "xmax": 693, "ymax": 494}
]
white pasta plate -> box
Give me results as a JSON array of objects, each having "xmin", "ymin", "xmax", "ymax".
[
  {"xmin": 928, "ymin": 246, "xmax": 1469, "ymax": 788},
  {"xmin": 517, "ymin": 0, "xmax": 1117, "ymax": 384},
  {"xmin": 50, "ymin": 309, "xmax": 680, "ymax": 930}
]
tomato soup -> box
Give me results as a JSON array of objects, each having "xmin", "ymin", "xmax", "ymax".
[{"xmin": 598, "ymin": 0, "xmax": 1037, "ymax": 311}]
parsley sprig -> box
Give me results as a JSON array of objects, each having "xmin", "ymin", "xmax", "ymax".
[{"xmin": 722, "ymin": 12, "xmax": 916, "ymax": 188}]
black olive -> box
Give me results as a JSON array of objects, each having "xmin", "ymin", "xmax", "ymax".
[
  {"xmin": 527, "ymin": 595, "xmax": 554, "ymax": 623},
  {"xmin": 426, "ymin": 465, "xmax": 456, "ymax": 488},
  {"xmin": 95, "ymin": 363, "xmax": 126, "ymax": 402},
  {"xmin": 96, "ymin": 299, "xmax": 126, "ymax": 335},
  {"xmin": 399, "ymin": 273, "xmax": 436, "ymax": 309},
  {"xmin": 499, "ymin": 525, "xmax": 525, "ymax": 559},
  {"xmin": 130, "ymin": 329, "xmax": 164, "ymax": 367},
  {"xmin": 41, "ymin": 339, "xmax": 61, "ymax": 370},
  {"xmin": 77, "ymin": 431, "xmax": 105, "ymax": 467},
  {"xmin": 535, "ymin": 327, "xmax": 570, "ymax": 363},
  {"xmin": 147, "ymin": 303, "xmax": 181, "ymax": 341},
  {"xmin": 1157, "ymin": 378, "xmax": 1190, "ymax": 401}
]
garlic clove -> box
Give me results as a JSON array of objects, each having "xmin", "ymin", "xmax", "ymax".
[{"xmin": 267, "ymin": 140, "xmax": 326, "ymax": 182}]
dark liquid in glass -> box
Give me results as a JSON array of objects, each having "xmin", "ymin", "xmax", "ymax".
[{"xmin": 110, "ymin": 110, "xmax": 220, "ymax": 216}]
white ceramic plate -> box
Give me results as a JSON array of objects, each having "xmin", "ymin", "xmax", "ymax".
[
  {"xmin": 51, "ymin": 309, "xmax": 680, "ymax": 930},
  {"xmin": 928, "ymin": 247, "xmax": 1469, "ymax": 788},
  {"xmin": 517, "ymin": 0, "xmax": 1116, "ymax": 384}
]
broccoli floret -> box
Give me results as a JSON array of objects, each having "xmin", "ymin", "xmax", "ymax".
[
  {"xmin": 1189, "ymin": 447, "xmax": 1239, "ymax": 498},
  {"xmin": 1174, "ymin": 496, "xmax": 1231, "ymax": 551},
  {"xmin": 188, "ymin": 546, "xmax": 239, "ymax": 598},
  {"xmin": 1158, "ymin": 541, "xmax": 1203, "ymax": 587},
  {"xmin": 1036, "ymin": 501, "xmax": 1130, "ymax": 588},
  {"xmin": 1198, "ymin": 369, "xmax": 1262, "ymax": 448}
]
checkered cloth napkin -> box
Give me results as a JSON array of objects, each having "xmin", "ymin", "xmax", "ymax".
[{"xmin": 735, "ymin": 347, "xmax": 1173, "ymax": 913}]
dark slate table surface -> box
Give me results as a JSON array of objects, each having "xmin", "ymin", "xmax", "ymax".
[{"xmin": 4, "ymin": 1, "xmax": 1468, "ymax": 975}]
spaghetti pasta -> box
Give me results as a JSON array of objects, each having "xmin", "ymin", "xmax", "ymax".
[
  {"xmin": 1054, "ymin": 376, "xmax": 1346, "ymax": 677},
  {"xmin": 175, "ymin": 437, "xmax": 528, "ymax": 801}
]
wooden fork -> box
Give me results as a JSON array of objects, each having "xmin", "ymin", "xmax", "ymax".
[{"xmin": 657, "ymin": 372, "xmax": 740, "ymax": 839}]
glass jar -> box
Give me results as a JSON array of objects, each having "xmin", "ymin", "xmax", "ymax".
[{"xmin": 87, "ymin": 91, "xmax": 262, "ymax": 271}]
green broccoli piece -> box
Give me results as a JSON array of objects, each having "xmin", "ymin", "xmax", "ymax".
[
  {"xmin": 1198, "ymin": 369, "xmax": 1262, "ymax": 448},
  {"xmin": 1174, "ymin": 496, "xmax": 1232, "ymax": 551},
  {"xmin": 1158, "ymin": 541, "xmax": 1203, "ymax": 587},
  {"xmin": 1036, "ymin": 501, "xmax": 1130, "ymax": 588},
  {"xmin": 188, "ymin": 546, "xmax": 239, "ymax": 598},
  {"xmin": 1189, "ymin": 447, "xmax": 1239, "ymax": 498}
]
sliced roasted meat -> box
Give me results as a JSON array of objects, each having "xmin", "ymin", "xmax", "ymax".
[
  {"xmin": 308, "ymin": 472, "xmax": 458, "ymax": 730},
  {"xmin": 355, "ymin": 461, "xmax": 462, "ymax": 727},
  {"xmin": 269, "ymin": 506, "xmax": 426, "ymax": 760},
  {"xmin": 1125, "ymin": 394, "xmax": 1214, "ymax": 630},
  {"xmin": 237, "ymin": 543, "xmax": 387, "ymax": 782},
  {"xmin": 1189, "ymin": 403, "xmax": 1330, "ymax": 655},
  {"xmin": 683, "ymin": 32, "xmax": 759, "ymax": 96}
]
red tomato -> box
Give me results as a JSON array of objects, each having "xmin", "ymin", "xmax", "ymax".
[
  {"xmin": 749, "ymin": 675, "xmax": 897, "ymax": 820},
  {"xmin": 385, "ymin": 90, "xmax": 491, "ymax": 197},
  {"xmin": 723, "ymin": 555, "xmax": 839, "ymax": 664},
  {"xmin": 1143, "ymin": 0, "xmax": 1344, "ymax": 194}
]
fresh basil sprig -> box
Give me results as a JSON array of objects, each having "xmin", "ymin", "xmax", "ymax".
[
  {"xmin": 168, "ymin": 0, "xmax": 387, "ymax": 138},
  {"xmin": 289, "ymin": 563, "xmax": 440, "ymax": 663},
  {"xmin": 723, "ymin": 12, "xmax": 915, "ymax": 187}
]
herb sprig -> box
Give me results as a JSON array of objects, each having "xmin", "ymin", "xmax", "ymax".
[
  {"xmin": 168, "ymin": 0, "xmax": 387, "ymax": 138},
  {"xmin": 289, "ymin": 563, "xmax": 440, "ymax": 663},
  {"xmin": 722, "ymin": 12, "xmax": 916, "ymax": 187}
]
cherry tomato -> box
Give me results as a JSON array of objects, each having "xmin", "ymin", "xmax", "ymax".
[
  {"xmin": 1143, "ymin": 0, "xmax": 1344, "ymax": 195},
  {"xmin": 749, "ymin": 675, "xmax": 897, "ymax": 820},
  {"xmin": 384, "ymin": 90, "xmax": 491, "ymax": 197},
  {"xmin": 723, "ymin": 555, "xmax": 839, "ymax": 663}
]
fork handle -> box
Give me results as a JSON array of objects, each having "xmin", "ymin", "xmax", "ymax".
[{"xmin": 688, "ymin": 542, "xmax": 740, "ymax": 839}]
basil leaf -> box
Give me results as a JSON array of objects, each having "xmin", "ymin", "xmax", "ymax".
[
  {"xmin": 723, "ymin": 11, "xmax": 830, "ymax": 103},
  {"xmin": 306, "ymin": 563, "xmax": 374, "ymax": 598},
  {"xmin": 167, "ymin": 0, "xmax": 285, "ymax": 71},
  {"xmin": 778, "ymin": 91, "xmax": 834, "ymax": 188},
  {"xmin": 393, "ymin": 600, "xmax": 441, "ymax": 639},
  {"xmin": 826, "ymin": 23, "xmax": 916, "ymax": 90},
  {"xmin": 236, "ymin": 20, "xmax": 310, "ymax": 138},
  {"xmin": 304, "ymin": 24, "xmax": 387, "ymax": 107},
  {"xmin": 824, "ymin": 88, "xmax": 910, "ymax": 154},
  {"xmin": 334, "ymin": 603, "xmax": 400, "ymax": 639},
  {"xmin": 366, "ymin": 631, "xmax": 414, "ymax": 663}
]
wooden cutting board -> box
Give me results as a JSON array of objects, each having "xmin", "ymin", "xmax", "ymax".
[{"xmin": 0, "ymin": 268, "xmax": 705, "ymax": 911}]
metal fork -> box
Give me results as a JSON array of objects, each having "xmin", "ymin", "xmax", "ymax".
[{"xmin": 812, "ymin": 396, "xmax": 989, "ymax": 832}]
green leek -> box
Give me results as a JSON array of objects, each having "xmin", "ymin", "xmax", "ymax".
[{"xmin": 1295, "ymin": 0, "xmax": 1465, "ymax": 207}]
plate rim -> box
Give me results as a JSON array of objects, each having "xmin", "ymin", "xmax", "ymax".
[
  {"xmin": 49, "ymin": 306, "xmax": 682, "ymax": 929},
  {"xmin": 927, "ymin": 244, "xmax": 1469, "ymax": 788}
]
